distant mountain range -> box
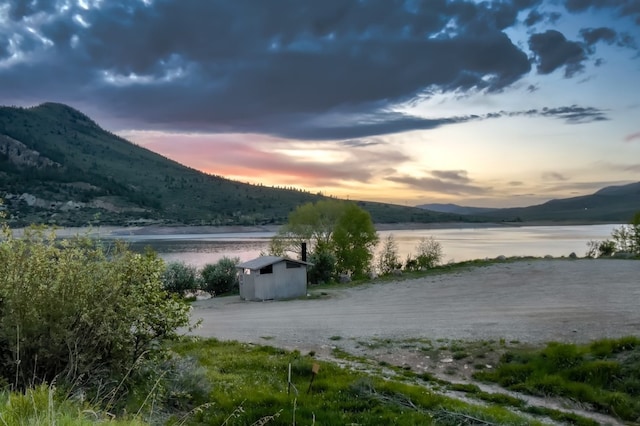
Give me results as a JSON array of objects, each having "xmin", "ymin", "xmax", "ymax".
[
  {"xmin": 0, "ymin": 103, "xmax": 466, "ymax": 227},
  {"xmin": 2, "ymin": 103, "xmax": 637, "ymax": 228},
  {"xmin": 417, "ymin": 182, "xmax": 640, "ymax": 223}
]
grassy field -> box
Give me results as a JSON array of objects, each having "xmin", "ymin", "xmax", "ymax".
[
  {"xmin": 166, "ymin": 338, "xmax": 547, "ymax": 425},
  {"xmin": 2, "ymin": 336, "xmax": 638, "ymax": 424}
]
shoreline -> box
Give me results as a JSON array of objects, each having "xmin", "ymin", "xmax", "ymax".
[{"xmin": 9, "ymin": 220, "xmax": 620, "ymax": 238}]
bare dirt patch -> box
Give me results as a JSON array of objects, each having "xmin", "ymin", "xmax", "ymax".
[{"xmin": 192, "ymin": 259, "xmax": 640, "ymax": 349}]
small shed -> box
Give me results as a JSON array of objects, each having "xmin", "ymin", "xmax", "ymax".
[{"xmin": 236, "ymin": 256, "xmax": 311, "ymax": 301}]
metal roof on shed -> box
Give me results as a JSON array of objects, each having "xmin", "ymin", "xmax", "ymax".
[{"xmin": 236, "ymin": 256, "xmax": 311, "ymax": 270}]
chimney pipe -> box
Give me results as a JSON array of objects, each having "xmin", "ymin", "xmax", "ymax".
[{"xmin": 301, "ymin": 242, "xmax": 307, "ymax": 262}]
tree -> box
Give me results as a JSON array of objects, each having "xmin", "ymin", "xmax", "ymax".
[
  {"xmin": 0, "ymin": 226, "xmax": 192, "ymax": 389},
  {"xmin": 332, "ymin": 203, "xmax": 379, "ymax": 279},
  {"xmin": 270, "ymin": 200, "xmax": 345, "ymax": 257},
  {"xmin": 377, "ymin": 234, "xmax": 401, "ymax": 275},
  {"xmin": 270, "ymin": 200, "xmax": 378, "ymax": 280},
  {"xmin": 201, "ymin": 257, "xmax": 240, "ymax": 295},
  {"xmin": 600, "ymin": 211, "xmax": 640, "ymax": 256}
]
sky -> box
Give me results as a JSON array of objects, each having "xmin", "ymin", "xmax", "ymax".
[{"xmin": 1, "ymin": 0, "xmax": 639, "ymax": 208}]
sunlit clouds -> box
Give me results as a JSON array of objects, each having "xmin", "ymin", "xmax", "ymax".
[{"xmin": 2, "ymin": 0, "xmax": 640, "ymax": 207}]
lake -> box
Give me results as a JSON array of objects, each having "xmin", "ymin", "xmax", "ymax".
[{"xmin": 119, "ymin": 224, "xmax": 621, "ymax": 268}]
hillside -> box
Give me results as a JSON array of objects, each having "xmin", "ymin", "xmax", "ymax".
[
  {"xmin": 0, "ymin": 103, "xmax": 466, "ymax": 227},
  {"xmin": 416, "ymin": 203, "xmax": 497, "ymax": 215},
  {"xmin": 477, "ymin": 182, "xmax": 640, "ymax": 223}
]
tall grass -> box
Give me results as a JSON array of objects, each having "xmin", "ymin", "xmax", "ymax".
[
  {"xmin": 0, "ymin": 385, "xmax": 144, "ymax": 425},
  {"xmin": 474, "ymin": 336, "xmax": 640, "ymax": 422}
]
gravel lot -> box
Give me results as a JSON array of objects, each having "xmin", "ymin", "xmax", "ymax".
[{"xmin": 192, "ymin": 259, "xmax": 640, "ymax": 349}]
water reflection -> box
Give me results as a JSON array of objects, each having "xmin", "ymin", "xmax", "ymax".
[{"xmin": 121, "ymin": 224, "xmax": 621, "ymax": 268}]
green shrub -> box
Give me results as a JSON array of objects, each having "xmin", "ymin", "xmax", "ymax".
[
  {"xmin": 413, "ymin": 237, "xmax": 443, "ymax": 269},
  {"xmin": 539, "ymin": 342, "xmax": 585, "ymax": 370},
  {"xmin": 308, "ymin": 247, "xmax": 336, "ymax": 284},
  {"xmin": 0, "ymin": 226, "xmax": 192, "ymax": 389},
  {"xmin": 162, "ymin": 261, "xmax": 199, "ymax": 294},
  {"xmin": 200, "ymin": 257, "xmax": 240, "ymax": 295}
]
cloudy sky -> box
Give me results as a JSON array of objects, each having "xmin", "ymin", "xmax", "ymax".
[{"xmin": 1, "ymin": 0, "xmax": 639, "ymax": 207}]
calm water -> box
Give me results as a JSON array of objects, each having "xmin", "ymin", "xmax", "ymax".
[{"xmin": 120, "ymin": 224, "xmax": 621, "ymax": 268}]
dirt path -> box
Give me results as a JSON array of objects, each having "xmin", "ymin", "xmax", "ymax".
[{"xmin": 192, "ymin": 259, "xmax": 640, "ymax": 347}]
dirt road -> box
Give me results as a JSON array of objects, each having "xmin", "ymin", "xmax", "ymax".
[{"xmin": 191, "ymin": 259, "xmax": 640, "ymax": 349}]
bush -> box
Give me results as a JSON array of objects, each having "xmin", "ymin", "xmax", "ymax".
[
  {"xmin": 162, "ymin": 261, "xmax": 199, "ymax": 294},
  {"xmin": 200, "ymin": 257, "xmax": 240, "ymax": 295},
  {"xmin": 0, "ymin": 226, "xmax": 192, "ymax": 390},
  {"xmin": 414, "ymin": 237, "xmax": 443, "ymax": 269},
  {"xmin": 585, "ymin": 239, "xmax": 616, "ymax": 257},
  {"xmin": 308, "ymin": 248, "xmax": 336, "ymax": 284}
]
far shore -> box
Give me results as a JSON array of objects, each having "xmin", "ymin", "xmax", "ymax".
[{"xmin": 9, "ymin": 220, "xmax": 620, "ymax": 239}]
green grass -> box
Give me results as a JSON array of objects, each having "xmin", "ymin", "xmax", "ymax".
[
  {"xmin": 474, "ymin": 336, "xmax": 640, "ymax": 422},
  {"xmin": 0, "ymin": 385, "xmax": 145, "ymax": 425},
  {"xmin": 169, "ymin": 338, "xmax": 546, "ymax": 425}
]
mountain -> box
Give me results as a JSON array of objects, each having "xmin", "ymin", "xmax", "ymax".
[
  {"xmin": 476, "ymin": 182, "xmax": 640, "ymax": 223},
  {"xmin": 416, "ymin": 203, "xmax": 497, "ymax": 215},
  {"xmin": 0, "ymin": 103, "xmax": 467, "ymax": 227}
]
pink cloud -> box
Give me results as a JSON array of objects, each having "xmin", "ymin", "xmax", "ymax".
[
  {"xmin": 624, "ymin": 131, "xmax": 640, "ymax": 142},
  {"xmin": 120, "ymin": 131, "xmax": 405, "ymax": 188}
]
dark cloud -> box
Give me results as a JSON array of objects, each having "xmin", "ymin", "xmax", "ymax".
[
  {"xmin": 580, "ymin": 27, "xmax": 637, "ymax": 52},
  {"xmin": 266, "ymin": 112, "xmax": 481, "ymax": 140},
  {"xmin": 537, "ymin": 105, "xmax": 608, "ymax": 123},
  {"xmin": 0, "ymin": 0, "xmax": 633, "ymax": 140},
  {"xmin": 340, "ymin": 139, "xmax": 385, "ymax": 148},
  {"xmin": 431, "ymin": 170, "xmax": 471, "ymax": 183},
  {"xmin": 387, "ymin": 173, "xmax": 490, "ymax": 195},
  {"xmin": 488, "ymin": 105, "xmax": 608, "ymax": 123},
  {"xmin": 5, "ymin": 0, "xmax": 59, "ymax": 20},
  {"xmin": 525, "ymin": 10, "xmax": 544, "ymax": 26},
  {"xmin": 581, "ymin": 27, "xmax": 617, "ymax": 46},
  {"xmin": 529, "ymin": 30, "xmax": 587, "ymax": 77},
  {"xmin": 524, "ymin": 10, "xmax": 561, "ymax": 26},
  {"xmin": 0, "ymin": 0, "xmax": 536, "ymax": 139},
  {"xmin": 542, "ymin": 172, "xmax": 569, "ymax": 181},
  {"xmin": 565, "ymin": 0, "xmax": 640, "ymax": 24}
]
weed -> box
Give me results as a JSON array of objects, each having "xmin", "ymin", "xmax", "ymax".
[{"xmin": 452, "ymin": 351, "xmax": 470, "ymax": 360}]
